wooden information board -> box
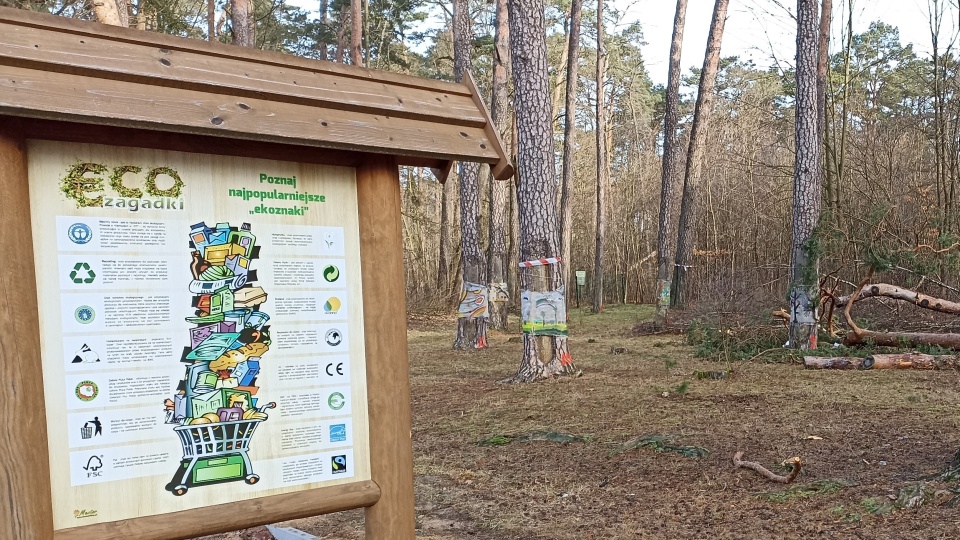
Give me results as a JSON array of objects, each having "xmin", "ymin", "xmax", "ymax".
[
  {"xmin": 0, "ymin": 7, "xmax": 512, "ymax": 540},
  {"xmin": 30, "ymin": 141, "xmax": 372, "ymax": 530}
]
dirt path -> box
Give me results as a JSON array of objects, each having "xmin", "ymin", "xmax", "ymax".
[{"xmin": 203, "ymin": 306, "xmax": 960, "ymax": 539}]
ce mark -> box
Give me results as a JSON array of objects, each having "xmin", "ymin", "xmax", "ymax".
[{"xmin": 326, "ymin": 362, "xmax": 345, "ymax": 376}]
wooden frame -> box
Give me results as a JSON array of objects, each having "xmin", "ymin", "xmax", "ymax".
[{"xmin": 0, "ymin": 7, "xmax": 510, "ymax": 540}]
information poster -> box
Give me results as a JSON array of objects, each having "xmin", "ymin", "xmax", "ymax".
[{"xmin": 27, "ymin": 141, "xmax": 371, "ymax": 530}]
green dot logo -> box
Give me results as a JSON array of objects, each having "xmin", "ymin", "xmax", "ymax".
[
  {"xmin": 74, "ymin": 305, "xmax": 96, "ymax": 324},
  {"xmin": 69, "ymin": 262, "xmax": 96, "ymax": 284},
  {"xmin": 328, "ymin": 392, "xmax": 346, "ymax": 410},
  {"xmin": 322, "ymin": 264, "xmax": 340, "ymax": 283}
]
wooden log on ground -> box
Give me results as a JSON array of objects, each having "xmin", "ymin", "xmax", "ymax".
[
  {"xmin": 835, "ymin": 283, "xmax": 960, "ymax": 315},
  {"xmin": 804, "ymin": 353, "xmax": 960, "ymax": 370}
]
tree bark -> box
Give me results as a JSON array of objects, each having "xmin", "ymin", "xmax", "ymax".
[
  {"xmin": 671, "ymin": 0, "xmax": 729, "ymax": 307},
  {"xmin": 559, "ymin": 0, "xmax": 583, "ymax": 301},
  {"xmin": 453, "ymin": 0, "xmax": 488, "ymax": 350},
  {"xmin": 487, "ymin": 0, "xmax": 511, "ymax": 331},
  {"xmin": 335, "ymin": 4, "xmax": 349, "ymax": 63},
  {"xmin": 207, "ymin": 0, "xmax": 216, "ymax": 41},
  {"xmin": 817, "ymin": 0, "xmax": 832, "ymax": 210},
  {"xmin": 593, "ymin": 0, "xmax": 608, "ymax": 314},
  {"xmin": 231, "ymin": 0, "xmax": 255, "ymax": 47},
  {"xmin": 654, "ymin": 0, "xmax": 688, "ymax": 324},
  {"xmin": 788, "ymin": 0, "xmax": 824, "ymax": 350},
  {"xmin": 508, "ymin": 0, "xmax": 577, "ymax": 382},
  {"xmin": 318, "ymin": 0, "xmax": 329, "ymax": 59},
  {"xmin": 92, "ymin": 0, "xmax": 125, "ymax": 26},
  {"xmin": 804, "ymin": 353, "xmax": 960, "ymax": 370},
  {"xmin": 351, "ymin": 0, "xmax": 363, "ymax": 66}
]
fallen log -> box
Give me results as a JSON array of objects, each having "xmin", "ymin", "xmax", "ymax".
[
  {"xmin": 733, "ymin": 451, "xmax": 802, "ymax": 483},
  {"xmin": 835, "ymin": 283, "xmax": 960, "ymax": 315},
  {"xmin": 804, "ymin": 353, "xmax": 960, "ymax": 370},
  {"xmin": 843, "ymin": 328, "xmax": 960, "ymax": 349}
]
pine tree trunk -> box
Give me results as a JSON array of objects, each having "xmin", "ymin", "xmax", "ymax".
[
  {"xmin": 672, "ymin": 0, "xmax": 728, "ymax": 307},
  {"xmin": 654, "ymin": 0, "xmax": 688, "ymax": 325},
  {"xmin": 559, "ymin": 0, "xmax": 582, "ymax": 299},
  {"xmin": 92, "ymin": 0, "xmax": 125, "ymax": 26},
  {"xmin": 207, "ymin": 0, "xmax": 216, "ymax": 41},
  {"xmin": 350, "ymin": 0, "xmax": 363, "ymax": 66},
  {"xmin": 789, "ymin": 0, "xmax": 824, "ymax": 350},
  {"xmin": 508, "ymin": 0, "xmax": 577, "ymax": 382},
  {"xmin": 452, "ymin": 0, "xmax": 488, "ymax": 350},
  {"xmin": 487, "ymin": 0, "xmax": 511, "ymax": 332},
  {"xmin": 593, "ymin": 0, "xmax": 608, "ymax": 314},
  {"xmin": 318, "ymin": 0, "xmax": 329, "ymax": 59},
  {"xmin": 438, "ymin": 174, "xmax": 455, "ymax": 292},
  {"xmin": 335, "ymin": 4, "xmax": 349, "ymax": 63},
  {"xmin": 231, "ymin": 0, "xmax": 255, "ymax": 47},
  {"xmin": 818, "ymin": 0, "xmax": 832, "ymax": 212}
]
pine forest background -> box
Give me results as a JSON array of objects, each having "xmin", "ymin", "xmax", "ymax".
[{"xmin": 9, "ymin": 0, "xmax": 960, "ymax": 325}]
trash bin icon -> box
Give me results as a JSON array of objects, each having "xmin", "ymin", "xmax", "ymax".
[{"xmin": 80, "ymin": 425, "xmax": 93, "ymax": 440}]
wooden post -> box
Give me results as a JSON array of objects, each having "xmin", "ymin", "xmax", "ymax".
[
  {"xmin": 356, "ymin": 155, "xmax": 416, "ymax": 538},
  {"xmin": 0, "ymin": 123, "xmax": 55, "ymax": 539}
]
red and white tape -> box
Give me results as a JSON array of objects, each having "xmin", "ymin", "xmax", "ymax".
[{"xmin": 519, "ymin": 257, "xmax": 562, "ymax": 268}]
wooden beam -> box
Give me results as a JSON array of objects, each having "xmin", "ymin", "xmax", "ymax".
[
  {"xmin": 0, "ymin": 65, "xmax": 501, "ymax": 164},
  {"xmin": 0, "ymin": 7, "xmax": 468, "ymax": 97},
  {"xmin": 16, "ymin": 117, "xmax": 449, "ymax": 171},
  {"xmin": 356, "ymin": 155, "xmax": 416, "ymax": 539},
  {"xmin": 0, "ymin": 20, "xmax": 486, "ymax": 128},
  {"xmin": 0, "ymin": 119, "xmax": 55, "ymax": 540},
  {"xmin": 463, "ymin": 70, "xmax": 514, "ymax": 180},
  {"xmin": 54, "ymin": 481, "xmax": 381, "ymax": 540}
]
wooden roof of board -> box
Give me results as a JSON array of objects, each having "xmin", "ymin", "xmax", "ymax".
[{"xmin": 0, "ymin": 7, "xmax": 513, "ymax": 181}]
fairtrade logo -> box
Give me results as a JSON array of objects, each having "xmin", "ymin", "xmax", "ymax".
[
  {"xmin": 75, "ymin": 381, "xmax": 99, "ymax": 401},
  {"xmin": 328, "ymin": 392, "xmax": 346, "ymax": 410},
  {"xmin": 68, "ymin": 223, "xmax": 92, "ymax": 244},
  {"xmin": 74, "ymin": 305, "xmax": 95, "ymax": 324},
  {"xmin": 331, "ymin": 455, "xmax": 347, "ymax": 474},
  {"xmin": 329, "ymin": 424, "xmax": 347, "ymax": 443},
  {"xmin": 325, "ymin": 362, "xmax": 345, "ymax": 376},
  {"xmin": 324, "ymin": 297, "xmax": 342, "ymax": 314},
  {"xmin": 322, "ymin": 265, "xmax": 340, "ymax": 283},
  {"xmin": 325, "ymin": 328, "xmax": 343, "ymax": 347},
  {"xmin": 70, "ymin": 262, "xmax": 97, "ymax": 284}
]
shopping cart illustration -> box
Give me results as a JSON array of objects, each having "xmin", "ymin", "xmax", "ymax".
[{"xmin": 165, "ymin": 402, "xmax": 276, "ymax": 496}]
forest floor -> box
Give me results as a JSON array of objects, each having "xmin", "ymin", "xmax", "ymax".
[{"xmin": 203, "ymin": 304, "xmax": 960, "ymax": 539}]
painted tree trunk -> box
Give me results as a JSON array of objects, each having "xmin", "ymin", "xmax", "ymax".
[
  {"xmin": 654, "ymin": 0, "xmax": 688, "ymax": 325},
  {"xmin": 350, "ymin": 0, "xmax": 363, "ymax": 66},
  {"xmin": 559, "ymin": 0, "xmax": 583, "ymax": 297},
  {"xmin": 672, "ymin": 0, "xmax": 729, "ymax": 308},
  {"xmin": 487, "ymin": 0, "xmax": 511, "ymax": 332},
  {"xmin": 789, "ymin": 0, "xmax": 824, "ymax": 350},
  {"xmin": 453, "ymin": 0, "xmax": 488, "ymax": 350},
  {"xmin": 231, "ymin": 0, "xmax": 255, "ymax": 47},
  {"xmin": 508, "ymin": 0, "xmax": 576, "ymax": 382},
  {"xmin": 593, "ymin": 0, "xmax": 608, "ymax": 314}
]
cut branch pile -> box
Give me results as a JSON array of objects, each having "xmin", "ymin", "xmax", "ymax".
[{"xmin": 733, "ymin": 451, "xmax": 802, "ymax": 483}]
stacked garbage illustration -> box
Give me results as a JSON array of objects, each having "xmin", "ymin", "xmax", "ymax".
[{"xmin": 163, "ymin": 221, "xmax": 275, "ymax": 496}]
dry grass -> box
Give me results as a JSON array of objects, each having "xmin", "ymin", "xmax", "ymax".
[{"xmin": 201, "ymin": 305, "xmax": 960, "ymax": 539}]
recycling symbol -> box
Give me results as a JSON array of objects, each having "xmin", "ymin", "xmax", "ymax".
[{"xmin": 70, "ymin": 262, "xmax": 96, "ymax": 284}]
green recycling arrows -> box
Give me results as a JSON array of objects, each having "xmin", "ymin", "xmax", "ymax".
[{"xmin": 70, "ymin": 262, "xmax": 96, "ymax": 284}]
